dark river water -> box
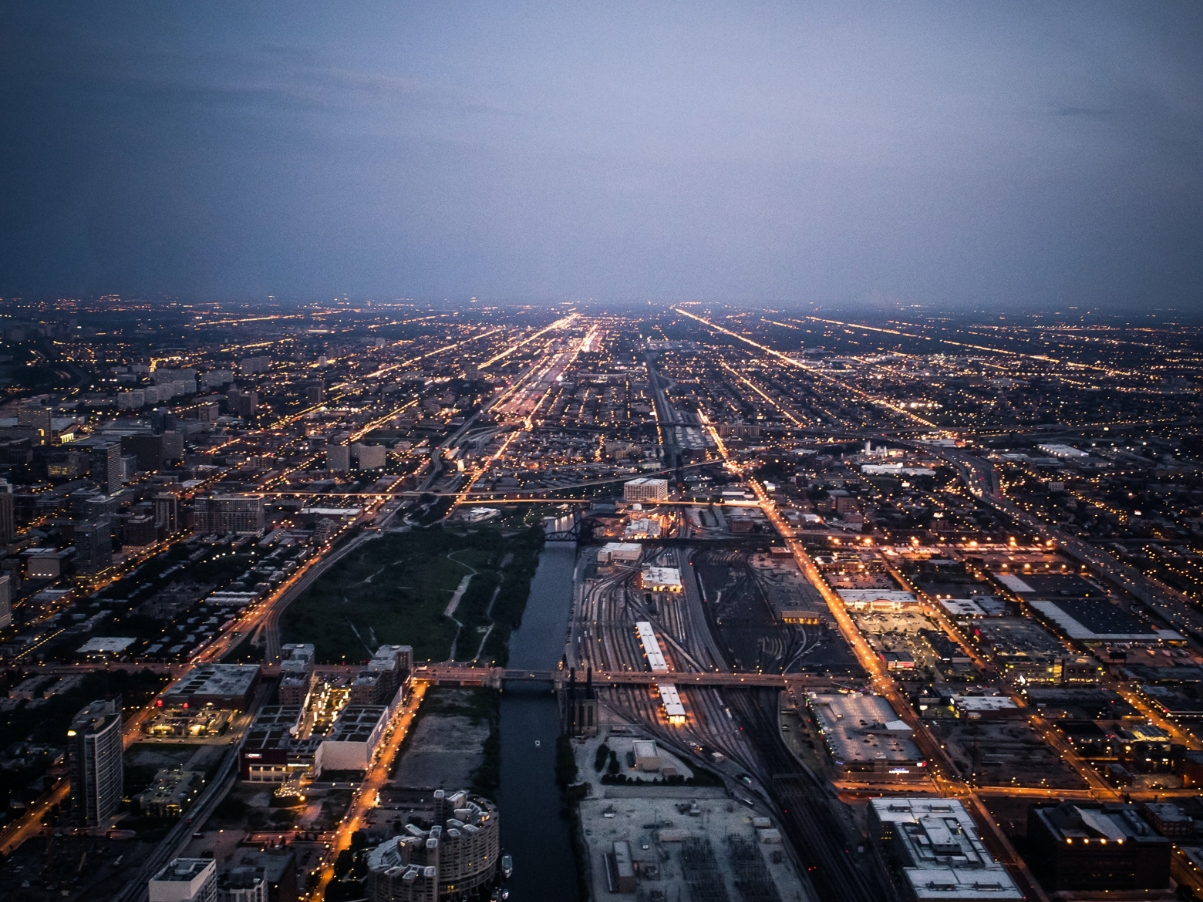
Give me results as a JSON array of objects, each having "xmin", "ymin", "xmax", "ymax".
[{"xmin": 493, "ymin": 543, "xmax": 579, "ymax": 901}]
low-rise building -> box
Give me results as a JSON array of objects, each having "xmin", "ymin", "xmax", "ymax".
[
  {"xmin": 150, "ymin": 859, "xmax": 218, "ymax": 902},
  {"xmin": 640, "ymin": 566, "xmax": 682, "ymax": 593},
  {"xmin": 137, "ymin": 768, "xmax": 202, "ymax": 817},
  {"xmin": 597, "ymin": 543, "xmax": 641, "ymax": 564},
  {"xmin": 870, "ymin": 798, "xmax": 1022, "ymax": 902},
  {"xmin": 808, "ymin": 694, "xmax": 926, "ymax": 780},
  {"xmin": 163, "ymin": 664, "xmax": 260, "ymax": 710},
  {"xmin": 1026, "ymin": 802, "xmax": 1170, "ymax": 891}
]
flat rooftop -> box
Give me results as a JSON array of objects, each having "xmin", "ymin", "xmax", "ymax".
[
  {"xmin": 151, "ymin": 858, "xmax": 213, "ymax": 882},
  {"xmin": 1030, "ymin": 599, "xmax": 1180, "ymax": 643},
  {"xmin": 870, "ymin": 798, "xmax": 1022, "ymax": 902},
  {"xmin": 808, "ymin": 694, "xmax": 922, "ymax": 765},
  {"xmin": 165, "ymin": 663, "xmax": 260, "ymax": 700},
  {"xmin": 641, "ymin": 566, "xmax": 682, "ymax": 589}
]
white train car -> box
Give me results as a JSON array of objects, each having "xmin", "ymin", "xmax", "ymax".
[
  {"xmin": 657, "ymin": 682, "xmax": 686, "ymax": 725},
  {"xmin": 635, "ymin": 621, "xmax": 669, "ymax": 673}
]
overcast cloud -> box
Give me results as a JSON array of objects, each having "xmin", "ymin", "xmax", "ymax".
[{"xmin": 1, "ymin": 2, "xmax": 1201, "ymax": 311}]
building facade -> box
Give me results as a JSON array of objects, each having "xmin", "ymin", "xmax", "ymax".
[
  {"xmin": 149, "ymin": 859, "xmax": 218, "ymax": 902},
  {"xmin": 68, "ymin": 698, "xmax": 124, "ymax": 827},
  {"xmin": 623, "ymin": 477, "xmax": 668, "ymax": 503},
  {"xmin": 367, "ymin": 790, "xmax": 500, "ymax": 901},
  {"xmin": 195, "ymin": 495, "xmax": 266, "ymax": 535}
]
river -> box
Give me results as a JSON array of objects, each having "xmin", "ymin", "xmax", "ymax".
[{"xmin": 493, "ymin": 542, "xmax": 579, "ymax": 901}]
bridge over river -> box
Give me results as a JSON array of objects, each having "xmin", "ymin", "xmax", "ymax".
[{"xmin": 414, "ymin": 664, "xmax": 838, "ymax": 691}]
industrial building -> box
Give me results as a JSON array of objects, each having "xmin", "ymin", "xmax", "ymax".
[
  {"xmin": 1029, "ymin": 599, "xmax": 1181, "ymax": 644},
  {"xmin": 366, "ymin": 789, "xmax": 500, "ymax": 901},
  {"xmin": 623, "ymin": 477, "xmax": 668, "ymax": 503},
  {"xmin": 607, "ymin": 840, "xmax": 637, "ymax": 894},
  {"xmin": 1026, "ymin": 802, "xmax": 1170, "ymax": 891},
  {"xmin": 624, "ymin": 518, "xmax": 661, "ymax": 539},
  {"xmin": 563, "ymin": 668, "xmax": 599, "ymax": 736},
  {"xmin": 149, "ymin": 859, "xmax": 218, "ymax": 902},
  {"xmin": 969, "ymin": 619, "xmax": 1077, "ymax": 685},
  {"xmin": 870, "ymin": 798, "xmax": 1022, "ymax": 902},
  {"xmin": 68, "ymin": 697, "xmax": 124, "ymax": 827},
  {"xmin": 640, "ymin": 566, "xmax": 682, "ymax": 593},
  {"xmin": 163, "ymin": 663, "xmax": 261, "ymax": 709},
  {"xmin": 808, "ymin": 694, "xmax": 926, "ymax": 780},
  {"xmin": 597, "ymin": 542, "xmax": 641, "ymax": 564}
]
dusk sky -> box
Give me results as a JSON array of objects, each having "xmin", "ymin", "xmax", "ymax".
[{"xmin": 1, "ymin": 2, "xmax": 1201, "ymax": 311}]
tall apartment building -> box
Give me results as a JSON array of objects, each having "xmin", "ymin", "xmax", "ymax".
[
  {"xmin": 150, "ymin": 859, "xmax": 218, "ymax": 902},
  {"xmin": 326, "ymin": 445, "xmax": 350, "ymax": 473},
  {"xmin": 227, "ymin": 388, "xmax": 258, "ymax": 419},
  {"xmin": 74, "ymin": 520, "xmax": 113, "ymax": 575},
  {"xmin": 156, "ymin": 493, "xmax": 181, "ymax": 534},
  {"xmin": 623, "ymin": 477, "xmax": 669, "ymax": 503},
  {"xmin": 239, "ymin": 356, "xmax": 271, "ymax": 375},
  {"xmin": 17, "ymin": 406, "xmax": 52, "ymax": 446},
  {"xmin": 92, "ymin": 442, "xmax": 123, "ymax": 494},
  {"xmin": 68, "ymin": 698, "xmax": 124, "ymax": 827},
  {"xmin": 352, "ymin": 443, "xmax": 386, "ymax": 470},
  {"xmin": 195, "ymin": 495, "xmax": 265, "ymax": 535},
  {"xmin": 367, "ymin": 790, "xmax": 500, "ymax": 902},
  {"xmin": 0, "ymin": 574, "xmax": 11, "ymax": 629},
  {"xmin": 0, "ymin": 477, "xmax": 14, "ymax": 545}
]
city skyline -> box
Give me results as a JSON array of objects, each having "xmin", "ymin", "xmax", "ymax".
[{"xmin": 3, "ymin": 6, "xmax": 1203, "ymax": 902}]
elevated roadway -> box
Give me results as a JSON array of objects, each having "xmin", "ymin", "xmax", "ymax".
[{"xmin": 414, "ymin": 664, "xmax": 838, "ymax": 690}]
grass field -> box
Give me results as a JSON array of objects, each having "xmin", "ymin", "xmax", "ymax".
[{"xmin": 280, "ymin": 524, "xmax": 543, "ymax": 664}]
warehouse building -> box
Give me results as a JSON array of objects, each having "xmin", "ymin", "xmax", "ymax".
[
  {"xmin": 641, "ymin": 566, "xmax": 682, "ymax": 593},
  {"xmin": 1026, "ymin": 802, "xmax": 1169, "ymax": 891},
  {"xmin": 597, "ymin": 542, "xmax": 642, "ymax": 564},
  {"xmin": 163, "ymin": 664, "xmax": 261, "ymax": 710},
  {"xmin": 808, "ymin": 693, "xmax": 926, "ymax": 780}
]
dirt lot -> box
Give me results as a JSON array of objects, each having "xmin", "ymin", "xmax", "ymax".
[{"xmin": 392, "ymin": 714, "xmax": 489, "ymax": 789}]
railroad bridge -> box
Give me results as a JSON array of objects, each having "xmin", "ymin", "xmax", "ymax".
[{"xmin": 413, "ymin": 665, "xmax": 835, "ymax": 691}]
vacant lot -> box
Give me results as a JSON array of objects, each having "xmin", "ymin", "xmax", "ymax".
[{"xmin": 281, "ymin": 525, "xmax": 543, "ymax": 664}]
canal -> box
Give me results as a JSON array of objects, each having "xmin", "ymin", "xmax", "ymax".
[{"xmin": 494, "ymin": 542, "xmax": 579, "ymax": 901}]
